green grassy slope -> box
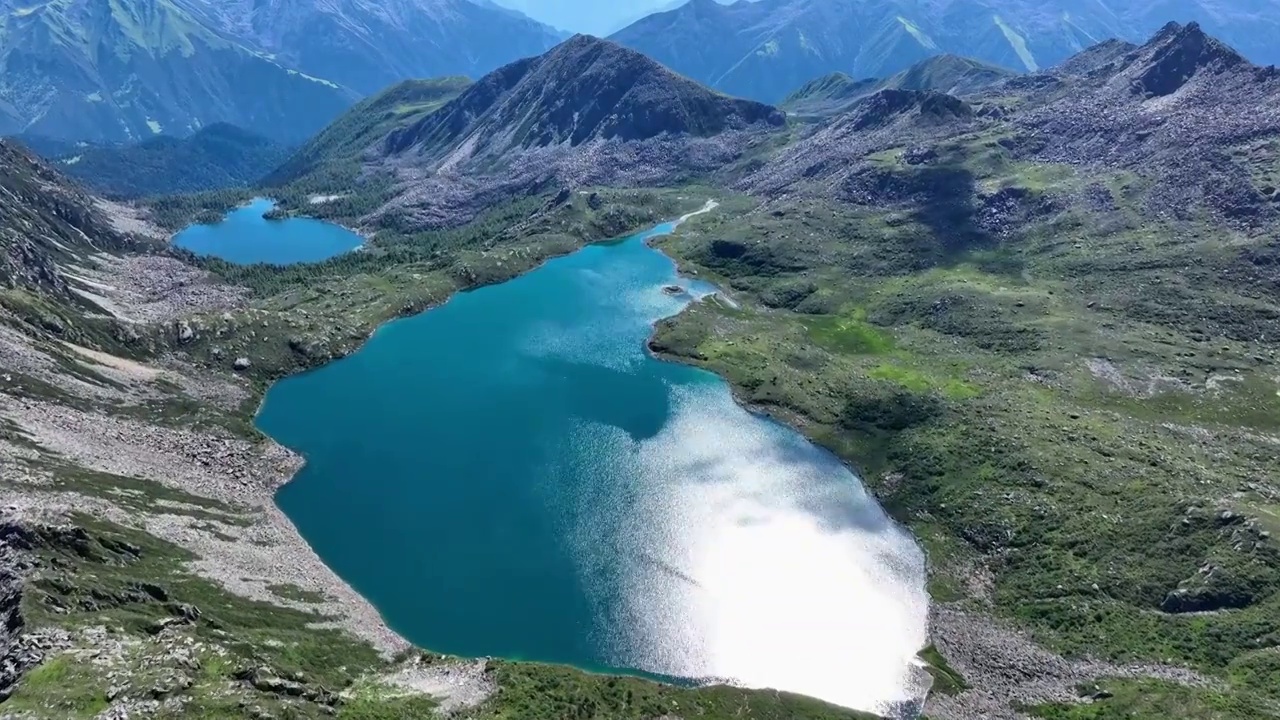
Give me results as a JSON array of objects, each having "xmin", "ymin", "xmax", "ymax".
[{"xmin": 264, "ymin": 77, "xmax": 473, "ymax": 190}]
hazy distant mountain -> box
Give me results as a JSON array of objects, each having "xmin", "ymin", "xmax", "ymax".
[
  {"xmin": 783, "ymin": 54, "xmax": 1015, "ymax": 117},
  {"xmin": 174, "ymin": 0, "xmax": 567, "ymax": 96},
  {"xmin": 0, "ymin": 0, "xmax": 357, "ymax": 143},
  {"xmin": 610, "ymin": 0, "xmax": 1280, "ymax": 103},
  {"xmin": 487, "ymin": 0, "xmax": 693, "ymax": 36},
  {"xmin": 0, "ymin": 0, "xmax": 565, "ymax": 143}
]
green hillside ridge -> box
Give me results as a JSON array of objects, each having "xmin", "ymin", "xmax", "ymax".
[
  {"xmin": 782, "ymin": 73, "xmax": 879, "ymax": 115},
  {"xmin": 264, "ymin": 77, "xmax": 472, "ymax": 190},
  {"xmin": 50, "ymin": 123, "xmax": 291, "ymax": 198}
]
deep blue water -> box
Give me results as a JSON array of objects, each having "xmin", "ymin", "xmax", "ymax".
[
  {"xmin": 173, "ymin": 198, "xmax": 363, "ymax": 264},
  {"xmin": 255, "ymin": 216, "xmax": 929, "ymax": 713}
]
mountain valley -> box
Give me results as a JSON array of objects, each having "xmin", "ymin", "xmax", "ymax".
[{"xmin": 1, "ymin": 11, "xmax": 1280, "ymax": 720}]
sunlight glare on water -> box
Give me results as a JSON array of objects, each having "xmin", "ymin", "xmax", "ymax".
[{"xmin": 543, "ymin": 242, "xmax": 929, "ymax": 712}]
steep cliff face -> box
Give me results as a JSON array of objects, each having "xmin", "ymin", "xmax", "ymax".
[
  {"xmin": 0, "ymin": 519, "xmax": 29, "ymax": 703},
  {"xmin": 1128, "ymin": 20, "xmax": 1248, "ymax": 97}
]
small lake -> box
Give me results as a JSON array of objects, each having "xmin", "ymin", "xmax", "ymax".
[
  {"xmin": 257, "ymin": 217, "xmax": 930, "ymax": 714},
  {"xmin": 173, "ymin": 198, "xmax": 363, "ymax": 264}
]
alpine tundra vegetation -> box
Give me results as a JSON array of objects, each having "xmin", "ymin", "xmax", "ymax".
[{"xmin": 1, "ymin": 8, "xmax": 1279, "ymax": 720}]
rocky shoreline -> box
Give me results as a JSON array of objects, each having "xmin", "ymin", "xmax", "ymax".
[{"xmin": 1, "ymin": 243, "xmax": 414, "ymax": 664}]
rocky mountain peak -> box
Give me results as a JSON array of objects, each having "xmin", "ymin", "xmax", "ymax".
[
  {"xmin": 384, "ymin": 34, "xmax": 784, "ymax": 160},
  {"xmin": 1132, "ymin": 20, "xmax": 1248, "ymax": 97}
]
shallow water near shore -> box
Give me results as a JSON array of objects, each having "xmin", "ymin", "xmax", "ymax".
[
  {"xmin": 173, "ymin": 198, "xmax": 362, "ymax": 264},
  {"xmin": 256, "ymin": 218, "xmax": 930, "ymax": 714}
]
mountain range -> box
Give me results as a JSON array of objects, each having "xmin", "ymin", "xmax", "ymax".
[
  {"xmin": 782, "ymin": 54, "xmax": 1015, "ymax": 116},
  {"xmin": 0, "ymin": 0, "xmax": 563, "ymax": 143},
  {"xmin": 9, "ymin": 0, "xmax": 1280, "ymax": 143},
  {"xmin": 609, "ymin": 0, "xmax": 1280, "ymax": 102}
]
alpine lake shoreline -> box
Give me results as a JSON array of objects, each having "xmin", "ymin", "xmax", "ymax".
[
  {"xmin": 202, "ymin": 195, "xmax": 940, "ymax": 712},
  {"xmin": 4, "ymin": 180, "xmax": 1262, "ymax": 720},
  {"xmin": 2, "ymin": 189, "xmax": 895, "ymax": 720},
  {"xmin": 178, "ymin": 191, "xmax": 1183, "ymax": 714}
]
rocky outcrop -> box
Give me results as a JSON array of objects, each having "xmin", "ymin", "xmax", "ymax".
[
  {"xmin": 846, "ymin": 89, "xmax": 973, "ymax": 132},
  {"xmin": 748, "ymin": 22, "xmax": 1280, "ymax": 230},
  {"xmin": 1131, "ymin": 22, "xmax": 1247, "ymax": 97},
  {"xmin": 1, "ymin": 518, "xmax": 35, "ymax": 701}
]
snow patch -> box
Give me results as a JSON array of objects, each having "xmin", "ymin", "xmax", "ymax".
[
  {"xmin": 896, "ymin": 17, "xmax": 939, "ymax": 50},
  {"xmin": 993, "ymin": 15, "xmax": 1039, "ymax": 71}
]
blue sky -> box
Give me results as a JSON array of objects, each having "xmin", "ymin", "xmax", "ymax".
[{"xmin": 490, "ymin": 0, "xmax": 692, "ymax": 36}]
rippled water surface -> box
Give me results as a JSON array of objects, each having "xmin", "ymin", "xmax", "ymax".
[
  {"xmin": 258, "ymin": 221, "xmax": 929, "ymax": 713},
  {"xmin": 173, "ymin": 198, "xmax": 363, "ymax": 264}
]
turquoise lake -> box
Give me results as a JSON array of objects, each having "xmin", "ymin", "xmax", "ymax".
[
  {"xmin": 173, "ymin": 198, "xmax": 363, "ymax": 264},
  {"xmin": 255, "ymin": 214, "xmax": 930, "ymax": 714}
]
